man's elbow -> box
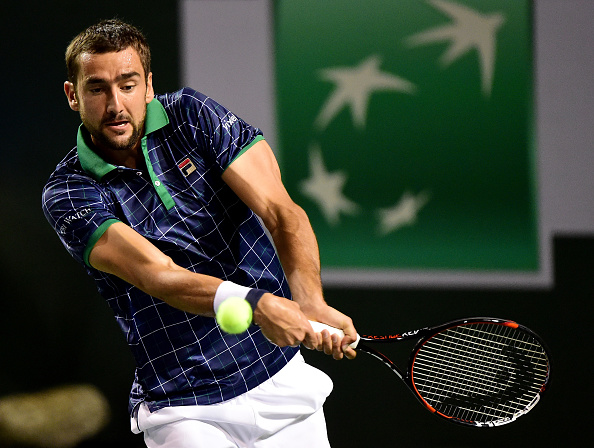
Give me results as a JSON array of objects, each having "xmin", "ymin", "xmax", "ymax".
[
  {"xmin": 134, "ymin": 256, "xmax": 179, "ymax": 297},
  {"xmin": 264, "ymin": 202, "xmax": 310, "ymax": 238}
]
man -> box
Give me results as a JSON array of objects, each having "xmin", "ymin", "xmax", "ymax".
[{"xmin": 42, "ymin": 19, "xmax": 357, "ymax": 448}]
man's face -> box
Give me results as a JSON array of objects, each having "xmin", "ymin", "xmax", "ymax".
[{"xmin": 65, "ymin": 47, "xmax": 154, "ymax": 153}]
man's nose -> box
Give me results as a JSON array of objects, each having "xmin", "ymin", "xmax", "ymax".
[{"xmin": 106, "ymin": 87, "xmax": 123, "ymax": 115}]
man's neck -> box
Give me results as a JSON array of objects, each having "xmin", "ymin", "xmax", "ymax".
[{"xmin": 92, "ymin": 141, "xmax": 145, "ymax": 170}]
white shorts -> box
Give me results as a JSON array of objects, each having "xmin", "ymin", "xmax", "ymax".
[{"xmin": 131, "ymin": 352, "xmax": 334, "ymax": 448}]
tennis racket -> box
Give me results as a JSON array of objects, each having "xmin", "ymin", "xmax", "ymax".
[{"xmin": 310, "ymin": 317, "xmax": 551, "ymax": 427}]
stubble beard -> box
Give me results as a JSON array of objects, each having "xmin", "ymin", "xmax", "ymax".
[{"xmin": 83, "ymin": 113, "xmax": 145, "ymax": 152}]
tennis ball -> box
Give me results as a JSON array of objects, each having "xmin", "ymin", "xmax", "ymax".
[{"xmin": 216, "ymin": 297, "xmax": 253, "ymax": 334}]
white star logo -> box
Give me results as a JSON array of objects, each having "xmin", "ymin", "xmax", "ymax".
[
  {"xmin": 377, "ymin": 191, "xmax": 430, "ymax": 235},
  {"xmin": 300, "ymin": 144, "xmax": 360, "ymax": 226},
  {"xmin": 315, "ymin": 55, "xmax": 416, "ymax": 130},
  {"xmin": 406, "ymin": 0, "xmax": 505, "ymax": 96}
]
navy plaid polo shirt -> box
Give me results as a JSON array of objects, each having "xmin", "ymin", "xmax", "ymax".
[{"xmin": 42, "ymin": 87, "xmax": 299, "ymax": 413}]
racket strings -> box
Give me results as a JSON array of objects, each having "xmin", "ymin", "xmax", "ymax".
[
  {"xmin": 411, "ymin": 323, "xmax": 549, "ymax": 425},
  {"xmin": 414, "ymin": 338, "xmax": 548, "ymax": 390}
]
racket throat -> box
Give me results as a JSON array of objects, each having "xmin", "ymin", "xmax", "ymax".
[{"xmin": 358, "ymin": 345, "xmax": 404, "ymax": 380}]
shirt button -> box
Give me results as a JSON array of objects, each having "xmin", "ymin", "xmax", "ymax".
[{"xmin": 154, "ymin": 180, "xmax": 161, "ymax": 187}]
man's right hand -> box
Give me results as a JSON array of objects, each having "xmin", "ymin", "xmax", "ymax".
[{"xmin": 252, "ymin": 294, "xmax": 318, "ymax": 349}]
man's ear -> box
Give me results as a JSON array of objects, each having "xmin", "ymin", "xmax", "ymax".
[
  {"xmin": 145, "ymin": 72, "xmax": 154, "ymax": 104},
  {"xmin": 64, "ymin": 81, "xmax": 79, "ymax": 111}
]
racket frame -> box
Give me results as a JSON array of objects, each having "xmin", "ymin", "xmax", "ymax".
[{"xmin": 312, "ymin": 317, "xmax": 551, "ymax": 428}]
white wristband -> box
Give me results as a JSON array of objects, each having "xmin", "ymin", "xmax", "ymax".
[{"xmin": 213, "ymin": 281, "xmax": 251, "ymax": 314}]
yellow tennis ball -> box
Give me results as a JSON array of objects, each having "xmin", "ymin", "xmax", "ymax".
[{"xmin": 216, "ymin": 297, "xmax": 253, "ymax": 334}]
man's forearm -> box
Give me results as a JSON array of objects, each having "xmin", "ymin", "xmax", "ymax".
[{"xmin": 268, "ymin": 204, "xmax": 326, "ymax": 313}]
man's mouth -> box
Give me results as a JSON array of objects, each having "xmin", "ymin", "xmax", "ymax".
[
  {"xmin": 103, "ymin": 120, "xmax": 130, "ymax": 133},
  {"xmin": 106, "ymin": 121, "xmax": 128, "ymax": 127}
]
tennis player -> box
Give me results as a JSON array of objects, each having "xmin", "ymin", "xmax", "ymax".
[{"xmin": 42, "ymin": 19, "xmax": 357, "ymax": 448}]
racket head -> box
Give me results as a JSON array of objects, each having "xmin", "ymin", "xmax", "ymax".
[{"xmin": 405, "ymin": 317, "xmax": 551, "ymax": 427}]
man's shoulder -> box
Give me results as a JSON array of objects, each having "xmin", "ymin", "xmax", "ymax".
[
  {"xmin": 47, "ymin": 147, "xmax": 83, "ymax": 178},
  {"xmin": 43, "ymin": 147, "xmax": 95, "ymax": 194},
  {"xmin": 154, "ymin": 87, "xmax": 227, "ymax": 135},
  {"xmin": 41, "ymin": 146, "xmax": 105, "ymax": 224},
  {"xmin": 155, "ymin": 87, "xmax": 209, "ymax": 110}
]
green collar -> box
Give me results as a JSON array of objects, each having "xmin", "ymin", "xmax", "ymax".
[{"xmin": 77, "ymin": 98, "xmax": 169, "ymax": 181}]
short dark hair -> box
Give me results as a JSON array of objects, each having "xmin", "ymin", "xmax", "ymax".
[{"xmin": 65, "ymin": 19, "xmax": 151, "ymax": 84}]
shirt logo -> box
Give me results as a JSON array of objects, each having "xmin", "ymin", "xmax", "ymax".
[
  {"xmin": 178, "ymin": 158, "xmax": 196, "ymax": 177},
  {"xmin": 222, "ymin": 114, "xmax": 238, "ymax": 132},
  {"xmin": 59, "ymin": 207, "xmax": 92, "ymax": 234}
]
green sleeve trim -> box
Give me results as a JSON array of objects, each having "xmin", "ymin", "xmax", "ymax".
[
  {"xmin": 83, "ymin": 219, "xmax": 121, "ymax": 267},
  {"xmin": 224, "ymin": 135, "xmax": 265, "ymax": 173}
]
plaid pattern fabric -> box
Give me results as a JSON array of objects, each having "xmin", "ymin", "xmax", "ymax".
[{"xmin": 42, "ymin": 88, "xmax": 298, "ymax": 413}]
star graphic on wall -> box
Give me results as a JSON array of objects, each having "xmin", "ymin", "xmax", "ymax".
[
  {"xmin": 406, "ymin": 0, "xmax": 505, "ymax": 96},
  {"xmin": 376, "ymin": 191, "xmax": 430, "ymax": 235},
  {"xmin": 300, "ymin": 144, "xmax": 360, "ymax": 226},
  {"xmin": 315, "ymin": 55, "xmax": 416, "ymax": 130}
]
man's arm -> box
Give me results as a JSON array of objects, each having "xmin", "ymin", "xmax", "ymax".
[
  {"xmin": 88, "ymin": 221, "xmax": 318, "ymax": 348},
  {"xmin": 88, "ymin": 221, "xmax": 220, "ymax": 315},
  {"xmin": 222, "ymin": 139, "xmax": 357, "ymax": 359}
]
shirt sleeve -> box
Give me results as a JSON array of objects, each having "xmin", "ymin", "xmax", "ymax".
[
  {"xmin": 176, "ymin": 88, "xmax": 264, "ymax": 173},
  {"xmin": 42, "ymin": 172, "xmax": 120, "ymax": 267}
]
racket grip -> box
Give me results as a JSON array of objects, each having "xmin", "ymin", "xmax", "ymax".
[{"xmin": 309, "ymin": 321, "xmax": 361, "ymax": 348}]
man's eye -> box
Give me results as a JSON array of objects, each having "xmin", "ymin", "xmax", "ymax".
[{"xmin": 122, "ymin": 85, "xmax": 135, "ymax": 91}]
